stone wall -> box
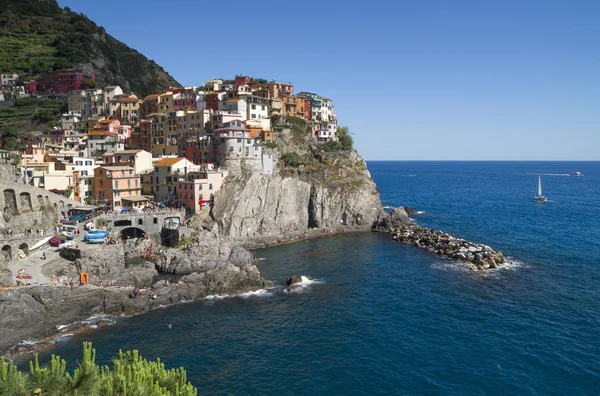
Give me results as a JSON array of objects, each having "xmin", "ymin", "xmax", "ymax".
[{"xmin": 0, "ymin": 165, "xmax": 81, "ymax": 234}]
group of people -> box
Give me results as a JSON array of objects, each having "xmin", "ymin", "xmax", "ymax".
[{"xmin": 130, "ymin": 287, "xmax": 157, "ymax": 300}]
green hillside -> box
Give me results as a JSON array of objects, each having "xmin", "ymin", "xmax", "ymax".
[{"xmin": 0, "ymin": 0, "xmax": 180, "ymax": 97}]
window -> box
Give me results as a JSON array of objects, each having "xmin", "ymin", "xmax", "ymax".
[
  {"xmin": 127, "ymin": 180, "xmax": 131, "ymax": 188},
  {"xmin": 155, "ymin": 176, "xmax": 159, "ymax": 183},
  {"xmin": 135, "ymin": 180, "xmax": 138, "ymax": 187},
  {"xmin": 251, "ymin": 105, "xmax": 256, "ymax": 110},
  {"xmin": 100, "ymin": 180, "xmax": 103, "ymax": 186},
  {"xmin": 114, "ymin": 181, "xmax": 118, "ymax": 188},
  {"xmin": 237, "ymin": 138, "xmax": 241, "ymax": 143},
  {"xmin": 199, "ymin": 184, "xmax": 202, "ymax": 190},
  {"xmin": 99, "ymin": 169, "xmax": 102, "ymax": 175},
  {"xmin": 90, "ymin": 143, "xmax": 94, "ymax": 148},
  {"xmin": 153, "ymin": 217, "xmax": 158, "ymax": 224},
  {"xmin": 209, "ymin": 183, "xmax": 213, "ymax": 190},
  {"xmin": 251, "ymin": 114, "xmax": 256, "ymax": 119}
]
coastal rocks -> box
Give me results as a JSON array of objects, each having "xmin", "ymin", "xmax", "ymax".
[
  {"xmin": 0, "ymin": 260, "xmax": 273, "ymax": 356},
  {"xmin": 390, "ymin": 224, "xmax": 506, "ymax": 270},
  {"xmin": 286, "ymin": 275, "xmax": 314, "ymax": 292},
  {"xmin": 150, "ymin": 231, "xmax": 256, "ymax": 275},
  {"xmin": 373, "ymin": 206, "xmax": 412, "ymax": 231},
  {"xmin": 41, "ymin": 244, "xmax": 158, "ymax": 287}
]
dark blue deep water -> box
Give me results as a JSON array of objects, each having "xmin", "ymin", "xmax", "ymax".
[{"xmin": 36, "ymin": 162, "xmax": 600, "ymax": 394}]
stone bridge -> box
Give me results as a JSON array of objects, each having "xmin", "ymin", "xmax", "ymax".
[{"xmin": 94, "ymin": 209, "xmax": 186, "ymax": 238}]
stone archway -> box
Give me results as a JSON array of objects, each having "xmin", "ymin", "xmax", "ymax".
[
  {"xmin": 114, "ymin": 219, "xmax": 132, "ymax": 227},
  {"xmin": 19, "ymin": 192, "xmax": 32, "ymax": 212},
  {"xmin": 3, "ymin": 189, "xmax": 17, "ymax": 215},
  {"xmin": 1, "ymin": 245, "xmax": 11, "ymax": 260},
  {"xmin": 19, "ymin": 243, "xmax": 29, "ymax": 257},
  {"xmin": 59, "ymin": 200, "xmax": 65, "ymax": 208},
  {"xmin": 120, "ymin": 227, "xmax": 146, "ymax": 240}
]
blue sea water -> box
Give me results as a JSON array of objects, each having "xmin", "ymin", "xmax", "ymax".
[{"xmin": 34, "ymin": 161, "xmax": 600, "ymax": 395}]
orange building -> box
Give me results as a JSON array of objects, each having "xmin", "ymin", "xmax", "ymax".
[
  {"xmin": 93, "ymin": 166, "xmax": 142, "ymax": 208},
  {"xmin": 281, "ymin": 95, "xmax": 308, "ymax": 118}
]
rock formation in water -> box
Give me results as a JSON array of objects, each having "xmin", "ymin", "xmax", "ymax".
[{"xmin": 376, "ymin": 207, "xmax": 506, "ymax": 270}]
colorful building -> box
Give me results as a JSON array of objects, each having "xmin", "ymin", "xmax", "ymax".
[
  {"xmin": 177, "ymin": 170, "xmax": 229, "ymax": 213},
  {"xmin": 37, "ymin": 69, "xmax": 96, "ymax": 94},
  {"xmin": 152, "ymin": 157, "xmax": 195, "ymax": 203},
  {"xmin": 93, "ymin": 166, "xmax": 141, "ymax": 208},
  {"xmin": 130, "ymin": 120, "xmax": 152, "ymax": 152},
  {"xmin": 267, "ymin": 81, "xmax": 294, "ymax": 99}
]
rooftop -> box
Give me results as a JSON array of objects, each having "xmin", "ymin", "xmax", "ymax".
[
  {"xmin": 154, "ymin": 157, "xmax": 185, "ymax": 167},
  {"xmin": 99, "ymin": 166, "xmax": 135, "ymax": 171}
]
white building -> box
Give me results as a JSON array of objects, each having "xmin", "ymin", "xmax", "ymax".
[
  {"xmin": 73, "ymin": 157, "xmax": 98, "ymax": 201},
  {"xmin": 152, "ymin": 157, "xmax": 197, "ymax": 203}
]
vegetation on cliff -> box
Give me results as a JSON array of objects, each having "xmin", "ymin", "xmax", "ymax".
[
  {"xmin": 0, "ymin": 97, "xmax": 65, "ymax": 143},
  {"xmin": 0, "ymin": 342, "xmax": 197, "ymax": 395},
  {"xmin": 0, "ymin": 0, "xmax": 180, "ymax": 97},
  {"xmin": 275, "ymin": 116, "xmax": 366, "ymax": 190}
]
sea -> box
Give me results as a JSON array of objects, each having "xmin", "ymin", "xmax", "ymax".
[{"xmin": 32, "ymin": 161, "xmax": 600, "ymax": 395}]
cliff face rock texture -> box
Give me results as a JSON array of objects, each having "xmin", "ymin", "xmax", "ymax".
[{"xmin": 206, "ymin": 118, "xmax": 383, "ymax": 238}]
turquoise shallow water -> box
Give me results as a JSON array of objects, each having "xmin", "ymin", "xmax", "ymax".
[{"xmin": 33, "ymin": 161, "xmax": 600, "ymax": 394}]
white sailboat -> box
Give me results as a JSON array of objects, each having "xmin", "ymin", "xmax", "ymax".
[{"xmin": 534, "ymin": 175, "xmax": 547, "ymax": 202}]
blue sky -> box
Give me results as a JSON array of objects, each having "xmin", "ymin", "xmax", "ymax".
[{"xmin": 58, "ymin": 0, "xmax": 600, "ymax": 160}]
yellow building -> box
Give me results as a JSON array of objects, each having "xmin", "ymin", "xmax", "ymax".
[{"xmin": 149, "ymin": 112, "xmax": 178, "ymax": 157}]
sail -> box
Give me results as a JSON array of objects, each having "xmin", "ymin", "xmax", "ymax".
[{"xmin": 537, "ymin": 175, "xmax": 543, "ymax": 196}]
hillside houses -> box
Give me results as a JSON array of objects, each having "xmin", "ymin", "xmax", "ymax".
[{"xmin": 6, "ymin": 75, "xmax": 339, "ymax": 213}]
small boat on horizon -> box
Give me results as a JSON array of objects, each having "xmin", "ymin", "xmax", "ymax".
[
  {"xmin": 569, "ymin": 171, "xmax": 583, "ymax": 177},
  {"xmin": 535, "ymin": 175, "xmax": 548, "ymax": 202}
]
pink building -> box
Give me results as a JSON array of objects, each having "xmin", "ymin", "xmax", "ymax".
[
  {"xmin": 94, "ymin": 118, "xmax": 121, "ymax": 133},
  {"xmin": 177, "ymin": 170, "xmax": 229, "ymax": 213}
]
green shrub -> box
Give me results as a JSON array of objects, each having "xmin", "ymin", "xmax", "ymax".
[
  {"xmin": 281, "ymin": 152, "xmax": 301, "ymax": 167},
  {"xmin": 263, "ymin": 141, "xmax": 278, "ymax": 149},
  {"xmin": 0, "ymin": 342, "xmax": 198, "ymax": 395}
]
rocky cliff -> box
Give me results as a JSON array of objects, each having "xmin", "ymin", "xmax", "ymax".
[{"xmin": 202, "ymin": 118, "xmax": 384, "ymax": 237}]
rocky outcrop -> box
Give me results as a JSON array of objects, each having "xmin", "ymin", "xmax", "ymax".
[
  {"xmin": 286, "ymin": 275, "xmax": 315, "ymax": 292},
  {"xmin": 374, "ymin": 207, "xmax": 412, "ymax": 230},
  {"xmin": 0, "ymin": 263, "xmax": 272, "ymax": 356},
  {"xmin": 391, "ymin": 224, "xmax": 506, "ymax": 270},
  {"xmin": 42, "ymin": 244, "xmax": 158, "ymax": 287},
  {"xmin": 208, "ymin": 150, "xmax": 383, "ymax": 238}
]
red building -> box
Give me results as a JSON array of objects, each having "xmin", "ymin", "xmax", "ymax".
[
  {"xmin": 304, "ymin": 101, "xmax": 311, "ymax": 120},
  {"xmin": 234, "ymin": 76, "xmax": 251, "ymax": 85},
  {"xmin": 205, "ymin": 92, "xmax": 222, "ymax": 111},
  {"xmin": 129, "ymin": 120, "xmax": 151, "ymax": 152},
  {"xmin": 37, "ymin": 69, "xmax": 96, "ymax": 94},
  {"xmin": 24, "ymin": 80, "xmax": 38, "ymax": 96}
]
